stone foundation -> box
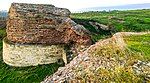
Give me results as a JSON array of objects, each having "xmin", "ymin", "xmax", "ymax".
[{"xmin": 3, "ymin": 38, "xmax": 67, "ymax": 67}]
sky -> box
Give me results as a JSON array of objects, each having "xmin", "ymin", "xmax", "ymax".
[{"xmin": 0, "ymin": 0, "xmax": 150, "ymax": 12}]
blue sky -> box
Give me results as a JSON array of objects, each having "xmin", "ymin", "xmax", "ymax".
[{"xmin": 0, "ymin": 0, "xmax": 150, "ymax": 12}]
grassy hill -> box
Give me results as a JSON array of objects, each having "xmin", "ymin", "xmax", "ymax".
[
  {"xmin": 124, "ymin": 34, "xmax": 150, "ymax": 61},
  {"xmin": 71, "ymin": 9, "xmax": 150, "ymax": 42},
  {"xmin": 0, "ymin": 9, "xmax": 150, "ymax": 83}
]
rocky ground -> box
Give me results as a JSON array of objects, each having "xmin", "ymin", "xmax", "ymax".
[{"xmin": 42, "ymin": 32, "xmax": 150, "ymax": 83}]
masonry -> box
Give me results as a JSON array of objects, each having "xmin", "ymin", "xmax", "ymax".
[
  {"xmin": 7, "ymin": 3, "xmax": 91, "ymax": 45},
  {"xmin": 3, "ymin": 3, "xmax": 92, "ymax": 66},
  {"xmin": 3, "ymin": 38, "xmax": 67, "ymax": 67}
]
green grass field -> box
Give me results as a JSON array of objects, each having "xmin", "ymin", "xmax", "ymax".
[
  {"xmin": 0, "ymin": 9, "xmax": 150, "ymax": 83},
  {"xmin": 71, "ymin": 9, "xmax": 150, "ymax": 42},
  {"xmin": 124, "ymin": 34, "xmax": 150, "ymax": 61}
]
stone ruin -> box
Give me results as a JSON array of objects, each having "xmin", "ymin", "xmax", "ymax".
[{"xmin": 3, "ymin": 3, "xmax": 92, "ymax": 66}]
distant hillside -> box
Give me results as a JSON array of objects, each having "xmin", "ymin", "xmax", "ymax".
[
  {"xmin": 0, "ymin": 10, "xmax": 8, "ymax": 17},
  {"xmin": 71, "ymin": 9, "xmax": 150, "ymax": 42},
  {"xmin": 80, "ymin": 3, "xmax": 150, "ymax": 12}
]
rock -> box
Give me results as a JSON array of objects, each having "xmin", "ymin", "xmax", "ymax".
[
  {"xmin": 89, "ymin": 21, "xmax": 114, "ymax": 31},
  {"xmin": 7, "ymin": 3, "xmax": 92, "ymax": 45},
  {"xmin": 108, "ymin": 16, "xmax": 125, "ymax": 23},
  {"xmin": 132, "ymin": 60, "xmax": 150, "ymax": 77},
  {"xmin": 42, "ymin": 32, "xmax": 150, "ymax": 83},
  {"xmin": 10, "ymin": 3, "xmax": 70, "ymax": 18}
]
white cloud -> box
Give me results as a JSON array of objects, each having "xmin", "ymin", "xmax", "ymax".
[{"xmin": 0, "ymin": 0, "xmax": 150, "ymax": 11}]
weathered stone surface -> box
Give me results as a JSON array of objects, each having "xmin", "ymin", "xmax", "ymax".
[
  {"xmin": 133, "ymin": 60, "xmax": 150, "ymax": 79},
  {"xmin": 9, "ymin": 3, "xmax": 70, "ymax": 18},
  {"xmin": 42, "ymin": 32, "xmax": 150, "ymax": 83},
  {"xmin": 7, "ymin": 3, "xmax": 92, "ymax": 45},
  {"xmin": 89, "ymin": 21, "xmax": 114, "ymax": 31},
  {"xmin": 3, "ymin": 38, "xmax": 67, "ymax": 67}
]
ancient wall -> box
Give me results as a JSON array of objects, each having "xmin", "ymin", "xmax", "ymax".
[
  {"xmin": 3, "ymin": 38, "xmax": 66, "ymax": 67},
  {"xmin": 3, "ymin": 3, "xmax": 91, "ymax": 67},
  {"xmin": 6, "ymin": 3, "xmax": 91, "ymax": 45},
  {"xmin": 7, "ymin": 17, "xmax": 91, "ymax": 44}
]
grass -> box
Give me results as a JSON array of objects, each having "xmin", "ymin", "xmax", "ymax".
[
  {"xmin": 74, "ymin": 43, "xmax": 147, "ymax": 83},
  {"xmin": 124, "ymin": 34, "xmax": 150, "ymax": 61},
  {"xmin": 0, "ymin": 28, "xmax": 62, "ymax": 83},
  {"xmin": 71, "ymin": 9, "xmax": 150, "ymax": 42}
]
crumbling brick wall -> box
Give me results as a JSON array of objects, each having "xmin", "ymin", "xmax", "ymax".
[{"xmin": 7, "ymin": 3, "xmax": 92, "ymax": 45}]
